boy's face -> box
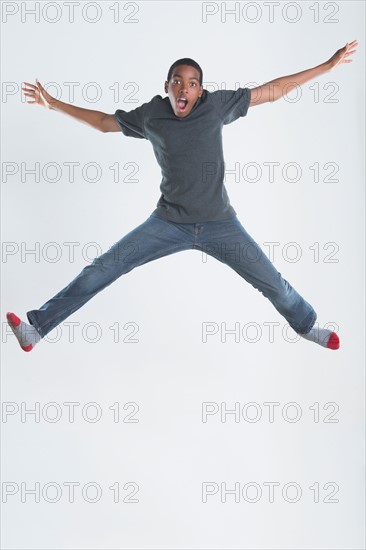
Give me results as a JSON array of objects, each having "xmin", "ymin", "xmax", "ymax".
[{"xmin": 164, "ymin": 65, "xmax": 203, "ymax": 118}]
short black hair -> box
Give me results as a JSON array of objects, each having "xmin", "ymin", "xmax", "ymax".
[{"xmin": 166, "ymin": 58, "xmax": 203, "ymax": 86}]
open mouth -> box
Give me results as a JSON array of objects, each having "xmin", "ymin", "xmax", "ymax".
[{"xmin": 177, "ymin": 97, "xmax": 189, "ymax": 112}]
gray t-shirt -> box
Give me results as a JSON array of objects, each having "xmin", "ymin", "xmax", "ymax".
[{"xmin": 114, "ymin": 86, "xmax": 251, "ymax": 223}]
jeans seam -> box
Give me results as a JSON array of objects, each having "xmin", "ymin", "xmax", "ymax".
[
  {"xmin": 27, "ymin": 312, "xmax": 43, "ymax": 337},
  {"xmin": 297, "ymin": 310, "xmax": 317, "ymax": 334}
]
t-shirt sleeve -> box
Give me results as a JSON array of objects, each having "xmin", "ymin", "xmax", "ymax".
[
  {"xmin": 114, "ymin": 103, "xmax": 148, "ymax": 139},
  {"xmin": 211, "ymin": 87, "xmax": 251, "ymax": 125}
]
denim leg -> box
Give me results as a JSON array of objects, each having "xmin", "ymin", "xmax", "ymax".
[
  {"xmin": 196, "ymin": 216, "xmax": 317, "ymax": 334},
  {"xmin": 26, "ymin": 213, "xmax": 192, "ymax": 337}
]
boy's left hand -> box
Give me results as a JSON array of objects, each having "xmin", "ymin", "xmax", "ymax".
[{"xmin": 326, "ymin": 40, "xmax": 358, "ymax": 70}]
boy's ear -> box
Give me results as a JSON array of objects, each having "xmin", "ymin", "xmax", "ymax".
[{"xmin": 164, "ymin": 81, "xmax": 168, "ymax": 93}]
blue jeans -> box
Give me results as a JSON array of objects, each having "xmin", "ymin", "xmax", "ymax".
[{"xmin": 27, "ymin": 212, "xmax": 317, "ymax": 338}]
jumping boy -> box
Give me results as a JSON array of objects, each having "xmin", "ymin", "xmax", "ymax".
[{"xmin": 6, "ymin": 40, "xmax": 358, "ymax": 352}]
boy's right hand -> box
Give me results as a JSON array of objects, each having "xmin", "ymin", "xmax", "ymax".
[{"xmin": 22, "ymin": 79, "xmax": 57, "ymax": 109}]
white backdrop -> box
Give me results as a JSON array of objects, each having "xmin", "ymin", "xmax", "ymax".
[{"xmin": 1, "ymin": 1, "xmax": 365, "ymax": 549}]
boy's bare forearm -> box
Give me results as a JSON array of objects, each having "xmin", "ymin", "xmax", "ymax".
[
  {"xmin": 264, "ymin": 61, "xmax": 331, "ymax": 101},
  {"xmin": 50, "ymin": 99, "xmax": 108, "ymax": 132}
]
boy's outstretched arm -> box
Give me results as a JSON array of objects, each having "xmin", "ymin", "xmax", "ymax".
[
  {"xmin": 249, "ymin": 40, "xmax": 358, "ymax": 107},
  {"xmin": 22, "ymin": 79, "xmax": 120, "ymax": 133}
]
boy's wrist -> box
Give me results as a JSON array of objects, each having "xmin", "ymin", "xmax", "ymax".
[{"xmin": 49, "ymin": 98, "xmax": 62, "ymax": 111}]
